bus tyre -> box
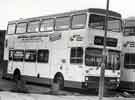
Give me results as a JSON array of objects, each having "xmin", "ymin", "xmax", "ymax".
[
  {"xmin": 13, "ymin": 69, "xmax": 21, "ymax": 83},
  {"xmin": 53, "ymin": 74, "xmax": 64, "ymax": 90}
]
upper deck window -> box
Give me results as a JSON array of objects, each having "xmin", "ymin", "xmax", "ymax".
[
  {"xmin": 40, "ymin": 19, "xmax": 54, "ymax": 32},
  {"xmin": 27, "ymin": 21, "xmax": 40, "ymax": 33},
  {"xmin": 71, "ymin": 14, "xmax": 86, "ymax": 29},
  {"xmin": 89, "ymin": 14, "xmax": 121, "ymax": 32},
  {"xmin": 55, "ymin": 16, "xmax": 70, "ymax": 30},
  {"xmin": 7, "ymin": 24, "xmax": 16, "ymax": 34},
  {"xmin": 124, "ymin": 20, "xmax": 135, "ymax": 36},
  {"xmin": 16, "ymin": 22, "xmax": 27, "ymax": 34}
]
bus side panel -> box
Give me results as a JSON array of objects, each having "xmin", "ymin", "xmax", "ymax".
[
  {"xmin": 120, "ymin": 69, "xmax": 135, "ymax": 91},
  {"xmin": 50, "ymin": 48, "xmax": 68, "ymax": 79},
  {"xmin": 50, "ymin": 47, "xmax": 84, "ymax": 89},
  {"xmin": 121, "ymin": 69, "xmax": 135, "ymax": 82},
  {"xmin": 120, "ymin": 80, "xmax": 135, "ymax": 92}
]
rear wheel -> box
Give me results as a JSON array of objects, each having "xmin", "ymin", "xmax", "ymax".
[
  {"xmin": 13, "ymin": 69, "xmax": 28, "ymax": 93},
  {"xmin": 13, "ymin": 69, "xmax": 21, "ymax": 83}
]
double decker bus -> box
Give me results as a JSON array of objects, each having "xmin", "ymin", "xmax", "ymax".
[
  {"xmin": 3, "ymin": 8, "xmax": 122, "ymax": 90},
  {"xmin": 120, "ymin": 18, "xmax": 135, "ymax": 92}
]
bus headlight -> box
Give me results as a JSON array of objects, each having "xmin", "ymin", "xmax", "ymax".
[
  {"xmin": 117, "ymin": 78, "xmax": 120, "ymax": 82},
  {"xmin": 85, "ymin": 77, "xmax": 88, "ymax": 81}
]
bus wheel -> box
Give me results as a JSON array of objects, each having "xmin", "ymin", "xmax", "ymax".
[
  {"xmin": 53, "ymin": 74, "xmax": 64, "ymax": 90},
  {"xmin": 13, "ymin": 69, "xmax": 21, "ymax": 83}
]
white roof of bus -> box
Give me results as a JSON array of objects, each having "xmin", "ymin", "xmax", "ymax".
[{"xmin": 8, "ymin": 8, "xmax": 121, "ymax": 24}]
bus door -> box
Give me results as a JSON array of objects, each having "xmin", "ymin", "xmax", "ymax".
[
  {"xmin": 36, "ymin": 49, "xmax": 50, "ymax": 79},
  {"xmin": 106, "ymin": 50, "xmax": 120, "ymax": 77},
  {"xmin": 50, "ymin": 48, "xmax": 68, "ymax": 81},
  {"xmin": 67, "ymin": 47, "xmax": 84, "ymax": 82},
  {"xmin": 23, "ymin": 50, "xmax": 36, "ymax": 76},
  {"xmin": 85, "ymin": 48, "xmax": 103, "ymax": 76}
]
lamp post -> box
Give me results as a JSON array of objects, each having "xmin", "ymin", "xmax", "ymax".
[{"xmin": 98, "ymin": 0, "xmax": 109, "ymax": 100}]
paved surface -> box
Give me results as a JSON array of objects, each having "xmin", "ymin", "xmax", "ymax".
[
  {"xmin": 0, "ymin": 69, "xmax": 135, "ymax": 99},
  {"xmin": 0, "ymin": 91, "xmax": 135, "ymax": 100}
]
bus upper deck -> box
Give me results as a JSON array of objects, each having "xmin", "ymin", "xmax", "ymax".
[{"xmin": 7, "ymin": 8, "xmax": 122, "ymax": 50}]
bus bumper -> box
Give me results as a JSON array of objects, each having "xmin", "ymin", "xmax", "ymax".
[
  {"xmin": 82, "ymin": 76, "xmax": 119, "ymax": 89},
  {"xmin": 119, "ymin": 81, "xmax": 135, "ymax": 92}
]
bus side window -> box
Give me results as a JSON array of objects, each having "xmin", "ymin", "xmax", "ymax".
[
  {"xmin": 71, "ymin": 14, "xmax": 86, "ymax": 29},
  {"xmin": 9, "ymin": 50, "xmax": 13, "ymax": 60},
  {"xmin": 40, "ymin": 19, "xmax": 54, "ymax": 32},
  {"xmin": 16, "ymin": 22, "xmax": 27, "ymax": 34},
  {"xmin": 55, "ymin": 16, "xmax": 70, "ymax": 31},
  {"xmin": 27, "ymin": 21, "xmax": 40, "ymax": 33},
  {"xmin": 7, "ymin": 24, "xmax": 16, "ymax": 34},
  {"xmin": 13, "ymin": 50, "xmax": 24, "ymax": 62},
  {"xmin": 70, "ymin": 47, "xmax": 83, "ymax": 64},
  {"xmin": 37, "ymin": 49, "xmax": 49, "ymax": 63},
  {"xmin": 24, "ymin": 50, "xmax": 36, "ymax": 62}
]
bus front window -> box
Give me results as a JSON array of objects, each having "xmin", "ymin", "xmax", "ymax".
[
  {"xmin": 89, "ymin": 14, "xmax": 121, "ymax": 32},
  {"xmin": 124, "ymin": 27, "xmax": 135, "ymax": 36},
  {"xmin": 124, "ymin": 53, "xmax": 135, "ymax": 69},
  {"xmin": 85, "ymin": 48, "xmax": 102, "ymax": 67},
  {"xmin": 124, "ymin": 20, "xmax": 135, "ymax": 36},
  {"xmin": 106, "ymin": 50, "xmax": 120, "ymax": 70}
]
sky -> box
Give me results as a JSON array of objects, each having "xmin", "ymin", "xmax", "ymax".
[{"xmin": 1, "ymin": 0, "xmax": 135, "ymax": 29}]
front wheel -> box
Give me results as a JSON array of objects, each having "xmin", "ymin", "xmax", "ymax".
[{"xmin": 53, "ymin": 74, "xmax": 64, "ymax": 90}]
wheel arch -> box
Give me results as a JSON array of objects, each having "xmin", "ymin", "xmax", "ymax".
[
  {"xmin": 13, "ymin": 68, "xmax": 21, "ymax": 80},
  {"xmin": 53, "ymin": 72, "xmax": 64, "ymax": 83}
]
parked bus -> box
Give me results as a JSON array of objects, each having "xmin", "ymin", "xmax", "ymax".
[
  {"xmin": 120, "ymin": 18, "xmax": 135, "ymax": 92},
  {"xmin": 3, "ymin": 8, "xmax": 122, "ymax": 90}
]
